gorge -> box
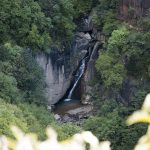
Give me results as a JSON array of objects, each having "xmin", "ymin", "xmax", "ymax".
[
  {"xmin": 1, "ymin": 0, "xmax": 150, "ymax": 149},
  {"xmin": 36, "ymin": 15, "xmax": 101, "ymax": 116},
  {"xmin": 33, "ymin": 0, "xmax": 150, "ymax": 121},
  {"xmin": 35, "ymin": 0, "xmax": 150, "ymax": 119}
]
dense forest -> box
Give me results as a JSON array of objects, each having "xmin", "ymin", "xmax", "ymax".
[{"xmin": 0, "ymin": 0, "xmax": 150, "ymax": 149}]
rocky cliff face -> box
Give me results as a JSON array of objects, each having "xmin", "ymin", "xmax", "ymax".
[
  {"xmin": 36, "ymin": 51, "xmax": 71, "ymax": 105},
  {"xmin": 120, "ymin": 0, "xmax": 150, "ymax": 19},
  {"xmin": 36, "ymin": 16, "xmax": 94, "ymax": 105},
  {"xmin": 81, "ymin": 41, "xmax": 101, "ymax": 104}
]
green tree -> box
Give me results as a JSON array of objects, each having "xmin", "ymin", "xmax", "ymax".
[
  {"xmin": 0, "ymin": 0, "xmax": 52, "ymax": 50},
  {"xmin": 0, "ymin": 43, "xmax": 46, "ymax": 105},
  {"xmin": 0, "ymin": 100, "xmax": 28, "ymax": 137},
  {"xmin": 103, "ymin": 11, "xmax": 120, "ymax": 36},
  {"xmin": 96, "ymin": 52, "xmax": 125, "ymax": 91},
  {"xmin": 0, "ymin": 73, "xmax": 21, "ymax": 103}
]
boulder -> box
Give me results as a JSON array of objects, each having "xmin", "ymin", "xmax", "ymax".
[
  {"xmin": 62, "ymin": 114, "xmax": 73, "ymax": 122},
  {"xmin": 82, "ymin": 95, "xmax": 91, "ymax": 105},
  {"xmin": 66, "ymin": 105, "xmax": 93, "ymax": 117},
  {"xmin": 76, "ymin": 32, "xmax": 91, "ymax": 40},
  {"xmin": 47, "ymin": 105, "xmax": 52, "ymax": 111},
  {"xmin": 54, "ymin": 114, "xmax": 61, "ymax": 120},
  {"xmin": 59, "ymin": 106, "xmax": 93, "ymax": 123},
  {"xmin": 84, "ymin": 33, "xmax": 92, "ymax": 40},
  {"xmin": 77, "ymin": 17, "xmax": 93, "ymax": 32}
]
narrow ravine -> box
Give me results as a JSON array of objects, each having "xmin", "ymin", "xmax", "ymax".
[
  {"xmin": 54, "ymin": 36, "xmax": 96, "ymax": 119},
  {"xmin": 54, "ymin": 58, "xmax": 87, "ymax": 115},
  {"xmin": 54, "ymin": 52, "xmax": 93, "ymax": 122},
  {"xmin": 35, "ymin": 14, "xmax": 102, "ymax": 122}
]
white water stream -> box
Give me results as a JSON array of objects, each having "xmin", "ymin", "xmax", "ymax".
[{"xmin": 64, "ymin": 58, "xmax": 86, "ymax": 101}]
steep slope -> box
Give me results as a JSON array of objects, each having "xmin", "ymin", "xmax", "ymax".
[{"xmin": 120, "ymin": 0, "xmax": 150, "ymax": 19}]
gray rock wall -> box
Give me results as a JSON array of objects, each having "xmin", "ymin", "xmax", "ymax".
[
  {"xmin": 36, "ymin": 52, "xmax": 72, "ymax": 105},
  {"xmin": 36, "ymin": 17, "xmax": 93, "ymax": 105},
  {"xmin": 120, "ymin": 0, "xmax": 150, "ymax": 19},
  {"xmin": 81, "ymin": 41, "xmax": 101, "ymax": 104}
]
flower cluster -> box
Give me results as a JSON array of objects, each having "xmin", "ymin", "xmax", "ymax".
[{"xmin": 0, "ymin": 126, "xmax": 110, "ymax": 150}]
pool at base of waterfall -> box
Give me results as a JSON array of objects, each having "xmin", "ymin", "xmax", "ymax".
[
  {"xmin": 54, "ymin": 58, "xmax": 86, "ymax": 115},
  {"xmin": 54, "ymin": 98, "xmax": 83, "ymax": 115}
]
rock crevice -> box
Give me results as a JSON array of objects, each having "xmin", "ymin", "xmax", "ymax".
[{"xmin": 36, "ymin": 15, "xmax": 95, "ymax": 106}]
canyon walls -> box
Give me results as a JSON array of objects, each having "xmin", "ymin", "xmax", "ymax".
[
  {"xmin": 120, "ymin": 0, "xmax": 150, "ymax": 19},
  {"xmin": 36, "ymin": 16, "xmax": 94, "ymax": 106}
]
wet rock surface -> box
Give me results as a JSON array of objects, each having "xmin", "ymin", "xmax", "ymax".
[
  {"xmin": 36, "ymin": 52, "xmax": 72, "ymax": 105},
  {"xmin": 81, "ymin": 42, "xmax": 101, "ymax": 105},
  {"xmin": 36, "ymin": 35, "xmax": 92, "ymax": 105},
  {"xmin": 36, "ymin": 14, "xmax": 102, "ymax": 126},
  {"xmin": 55, "ymin": 105, "xmax": 93, "ymax": 123},
  {"xmin": 36, "ymin": 15, "xmax": 96, "ymax": 105}
]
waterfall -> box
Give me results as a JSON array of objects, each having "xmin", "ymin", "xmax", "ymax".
[{"xmin": 64, "ymin": 58, "xmax": 86, "ymax": 102}]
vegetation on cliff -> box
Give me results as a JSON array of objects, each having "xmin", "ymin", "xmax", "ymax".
[
  {"xmin": 0, "ymin": 94, "xmax": 150, "ymax": 150},
  {"xmin": 0, "ymin": 0, "xmax": 150, "ymax": 149},
  {"xmin": 83, "ymin": 0, "xmax": 150, "ymax": 150},
  {"xmin": 0, "ymin": 0, "xmax": 92, "ymax": 141}
]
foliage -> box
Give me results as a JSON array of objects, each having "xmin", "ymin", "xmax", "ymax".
[
  {"xmin": 0, "ymin": 72, "xmax": 21, "ymax": 103},
  {"xmin": 0, "ymin": 0, "xmax": 52, "ymax": 50},
  {"xmin": 91, "ymin": 0, "xmax": 119, "ymax": 29},
  {"xmin": 95, "ymin": 22, "xmax": 150, "ymax": 91},
  {"xmin": 36, "ymin": 0, "xmax": 95, "ymax": 43},
  {"xmin": 85, "ymin": 78, "xmax": 149, "ymax": 150},
  {"xmin": 17, "ymin": 103, "xmax": 55, "ymax": 140},
  {"xmin": 1, "ymin": 0, "xmax": 96, "ymax": 50},
  {"xmin": 96, "ymin": 52, "xmax": 125, "ymax": 90},
  {"xmin": 0, "ymin": 44, "xmax": 22, "ymax": 103},
  {"xmin": 0, "ymin": 1, "xmax": 150, "ymax": 150},
  {"xmin": 73, "ymin": 0, "xmax": 95, "ymax": 16},
  {"xmin": 0, "ymin": 94, "xmax": 150, "ymax": 150},
  {"xmin": 49, "ymin": 0, "xmax": 75, "ymax": 39},
  {"xmin": 0, "ymin": 43, "xmax": 46, "ymax": 105},
  {"xmin": 83, "ymin": 95, "xmax": 147, "ymax": 150},
  {"xmin": 102, "ymin": 11, "xmax": 120, "ymax": 36},
  {"xmin": 55, "ymin": 123, "xmax": 81, "ymax": 141},
  {"xmin": 0, "ymin": 99, "xmax": 81, "ymax": 141},
  {"xmin": 127, "ymin": 94, "xmax": 150, "ymax": 150},
  {"xmin": 0, "ymin": 100, "xmax": 28, "ymax": 137},
  {"xmin": 14, "ymin": 49, "xmax": 46, "ymax": 105},
  {"xmin": 107, "ymin": 27, "xmax": 130, "ymax": 55},
  {"xmin": 125, "ymin": 31, "xmax": 150, "ymax": 77}
]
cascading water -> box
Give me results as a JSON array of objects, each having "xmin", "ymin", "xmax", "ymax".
[
  {"xmin": 54, "ymin": 57, "xmax": 87, "ymax": 115},
  {"xmin": 54, "ymin": 41, "xmax": 101, "ymax": 115},
  {"xmin": 54, "ymin": 16, "xmax": 96, "ymax": 115},
  {"xmin": 64, "ymin": 58, "xmax": 86, "ymax": 102}
]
